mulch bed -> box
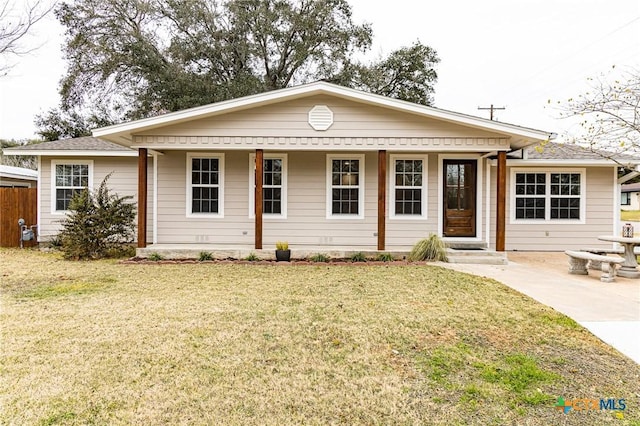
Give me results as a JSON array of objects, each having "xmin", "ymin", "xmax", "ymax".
[{"xmin": 120, "ymin": 257, "xmax": 431, "ymax": 266}]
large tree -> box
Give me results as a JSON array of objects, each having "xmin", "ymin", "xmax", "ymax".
[
  {"xmin": 558, "ymin": 67, "xmax": 640, "ymax": 160},
  {"xmin": 34, "ymin": 107, "xmax": 116, "ymax": 141},
  {"xmin": 0, "ymin": 139, "xmax": 38, "ymax": 169},
  {"xmin": 51, "ymin": 0, "xmax": 439, "ymax": 124}
]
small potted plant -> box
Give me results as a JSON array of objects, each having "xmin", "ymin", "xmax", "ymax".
[{"xmin": 275, "ymin": 241, "xmax": 291, "ymax": 261}]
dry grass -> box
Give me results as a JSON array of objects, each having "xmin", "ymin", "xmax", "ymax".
[{"xmin": 1, "ymin": 248, "xmax": 639, "ymax": 425}]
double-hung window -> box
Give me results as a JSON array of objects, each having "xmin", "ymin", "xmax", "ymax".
[
  {"xmin": 187, "ymin": 153, "xmax": 224, "ymax": 217},
  {"xmin": 390, "ymin": 155, "xmax": 427, "ymax": 218},
  {"xmin": 327, "ymin": 154, "xmax": 364, "ymax": 218},
  {"xmin": 249, "ymin": 154, "xmax": 287, "ymax": 218},
  {"xmin": 512, "ymin": 169, "xmax": 584, "ymax": 222},
  {"xmin": 52, "ymin": 160, "xmax": 92, "ymax": 213}
]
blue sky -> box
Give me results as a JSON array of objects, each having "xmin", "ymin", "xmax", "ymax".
[{"xmin": 0, "ymin": 0, "xmax": 638, "ymax": 140}]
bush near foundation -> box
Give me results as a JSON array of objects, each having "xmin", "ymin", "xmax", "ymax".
[{"xmin": 58, "ymin": 173, "xmax": 136, "ymax": 260}]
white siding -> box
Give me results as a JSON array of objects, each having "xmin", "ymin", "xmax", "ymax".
[
  {"xmin": 157, "ymin": 151, "xmax": 382, "ymax": 247},
  {"xmin": 157, "ymin": 151, "xmax": 491, "ymax": 249},
  {"xmin": 501, "ymin": 166, "xmax": 615, "ymax": 251},
  {"xmin": 39, "ymin": 156, "xmax": 153, "ymax": 242},
  {"xmin": 156, "ymin": 151, "xmax": 252, "ymax": 244},
  {"xmin": 386, "ymin": 155, "xmax": 439, "ymax": 248}
]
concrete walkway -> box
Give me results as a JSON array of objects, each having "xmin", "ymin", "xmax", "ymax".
[{"xmin": 438, "ymin": 252, "xmax": 640, "ymax": 364}]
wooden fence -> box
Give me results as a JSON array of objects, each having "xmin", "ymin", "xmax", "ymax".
[{"xmin": 0, "ymin": 188, "xmax": 37, "ymax": 247}]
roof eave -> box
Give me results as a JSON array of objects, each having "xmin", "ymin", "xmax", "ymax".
[
  {"xmin": 0, "ymin": 173, "xmax": 37, "ymax": 180},
  {"xmin": 492, "ymin": 159, "xmax": 635, "ymax": 166},
  {"xmin": 3, "ymin": 149, "xmax": 137, "ymax": 157}
]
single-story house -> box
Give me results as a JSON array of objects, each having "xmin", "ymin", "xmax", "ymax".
[
  {"xmin": 6, "ymin": 82, "xmax": 640, "ymax": 259},
  {"xmin": 0, "ymin": 165, "xmax": 38, "ymax": 188},
  {"xmin": 621, "ymin": 182, "xmax": 640, "ymax": 210}
]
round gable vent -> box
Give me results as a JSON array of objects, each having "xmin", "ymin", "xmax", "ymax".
[{"xmin": 308, "ymin": 105, "xmax": 333, "ymax": 131}]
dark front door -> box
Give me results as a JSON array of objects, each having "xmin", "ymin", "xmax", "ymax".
[{"xmin": 443, "ymin": 160, "xmax": 476, "ymax": 237}]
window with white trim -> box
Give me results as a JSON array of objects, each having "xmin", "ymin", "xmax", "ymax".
[
  {"xmin": 391, "ymin": 156, "xmax": 427, "ymax": 218},
  {"xmin": 512, "ymin": 170, "xmax": 584, "ymax": 221},
  {"xmin": 621, "ymin": 192, "xmax": 631, "ymax": 206},
  {"xmin": 249, "ymin": 154, "xmax": 287, "ymax": 218},
  {"xmin": 187, "ymin": 154, "xmax": 224, "ymax": 216},
  {"xmin": 327, "ymin": 155, "xmax": 364, "ymax": 218},
  {"xmin": 52, "ymin": 161, "xmax": 92, "ymax": 212},
  {"xmin": 549, "ymin": 172, "xmax": 581, "ymax": 219},
  {"xmin": 514, "ymin": 172, "xmax": 546, "ymax": 220}
]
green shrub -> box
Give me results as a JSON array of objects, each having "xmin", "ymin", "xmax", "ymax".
[
  {"xmin": 408, "ymin": 234, "xmax": 448, "ymax": 262},
  {"xmin": 198, "ymin": 251, "xmax": 213, "ymax": 261},
  {"xmin": 376, "ymin": 253, "xmax": 395, "ymax": 262},
  {"xmin": 245, "ymin": 253, "xmax": 259, "ymax": 261},
  {"xmin": 48, "ymin": 234, "xmax": 63, "ymax": 249},
  {"xmin": 309, "ymin": 253, "xmax": 330, "ymax": 263},
  {"xmin": 350, "ymin": 252, "xmax": 367, "ymax": 262},
  {"xmin": 275, "ymin": 241, "xmax": 289, "ymax": 251},
  {"xmin": 58, "ymin": 173, "xmax": 136, "ymax": 260},
  {"xmin": 148, "ymin": 252, "xmax": 164, "ymax": 261}
]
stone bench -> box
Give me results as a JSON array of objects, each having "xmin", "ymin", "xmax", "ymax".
[
  {"xmin": 565, "ymin": 250, "xmax": 624, "ymax": 282},
  {"xmin": 581, "ymin": 247, "xmax": 624, "ymax": 269}
]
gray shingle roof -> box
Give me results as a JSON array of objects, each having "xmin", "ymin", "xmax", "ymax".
[
  {"xmin": 524, "ymin": 142, "xmax": 640, "ymax": 162},
  {"xmin": 5, "ymin": 136, "xmax": 132, "ymax": 151}
]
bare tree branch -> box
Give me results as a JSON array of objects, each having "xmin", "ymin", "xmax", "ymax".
[
  {"xmin": 0, "ymin": 0, "xmax": 55, "ymax": 75},
  {"xmin": 556, "ymin": 66, "xmax": 640, "ymax": 163}
]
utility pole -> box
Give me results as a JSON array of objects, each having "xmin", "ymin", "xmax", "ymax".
[{"xmin": 478, "ymin": 104, "xmax": 505, "ymax": 121}]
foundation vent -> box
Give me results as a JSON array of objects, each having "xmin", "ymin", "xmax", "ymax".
[{"xmin": 308, "ymin": 105, "xmax": 333, "ymax": 131}]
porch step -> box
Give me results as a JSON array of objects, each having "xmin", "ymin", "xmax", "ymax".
[
  {"xmin": 446, "ymin": 248, "xmax": 508, "ymax": 265},
  {"xmin": 446, "ymin": 241, "xmax": 488, "ymax": 250}
]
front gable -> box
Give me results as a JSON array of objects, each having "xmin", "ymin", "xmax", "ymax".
[
  {"xmin": 131, "ymin": 95, "xmax": 514, "ymax": 152},
  {"xmin": 135, "ymin": 95, "xmax": 507, "ymax": 140},
  {"xmin": 95, "ymin": 82, "xmax": 552, "ymax": 151}
]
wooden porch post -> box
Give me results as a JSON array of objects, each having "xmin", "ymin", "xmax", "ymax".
[
  {"xmin": 137, "ymin": 148, "xmax": 148, "ymax": 248},
  {"xmin": 496, "ymin": 151, "xmax": 506, "ymax": 251},
  {"xmin": 377, "ymin": 150, "xmax": 386, "ymax": 250},
  {"xmin": 255, "ymin": 149, "xmax": 263, "ymax": 250}
]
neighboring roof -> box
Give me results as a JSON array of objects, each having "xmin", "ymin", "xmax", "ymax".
[
  {"xmin": 93, "ymin": 81, "xmax": 554, "ymax": 148},
  {"xmin": 621, "ymin": 182, "xmax": 640, "ymax": 192},
  {"xmin": 0, "ymin": 165, "xmax": 37, "ymax": 181},
  {"xmin": 522, "ymin": 142, "xmax": 640, "ymax": 164},
  {"xmin": 3, "ymin": 136, "xmax": 136, "ymax": 156}
]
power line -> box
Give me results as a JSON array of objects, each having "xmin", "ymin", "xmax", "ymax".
[{"xmin": 494, "ymin": 15, "xmax": 640, "ymax": 101}]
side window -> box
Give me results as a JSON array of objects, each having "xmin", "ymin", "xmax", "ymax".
[
  {"xmin": 514, "ymin": 173, "xmax": 546, "ymax": 220},
  {"xmin": 512, "ymin": 170, "xmax": 584, "ymax": 222},
  {"xmin": 52, "ymin": 161, "xmax": 91, "ymax": 212},
  {"xmin": 549, "ymin": 173, "xmax": 581, "ymax": 219}
]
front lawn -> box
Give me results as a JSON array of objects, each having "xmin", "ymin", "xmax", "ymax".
[{"xmin": 1, "ymin": 249, "xmax": 638, "ymax": 425}]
